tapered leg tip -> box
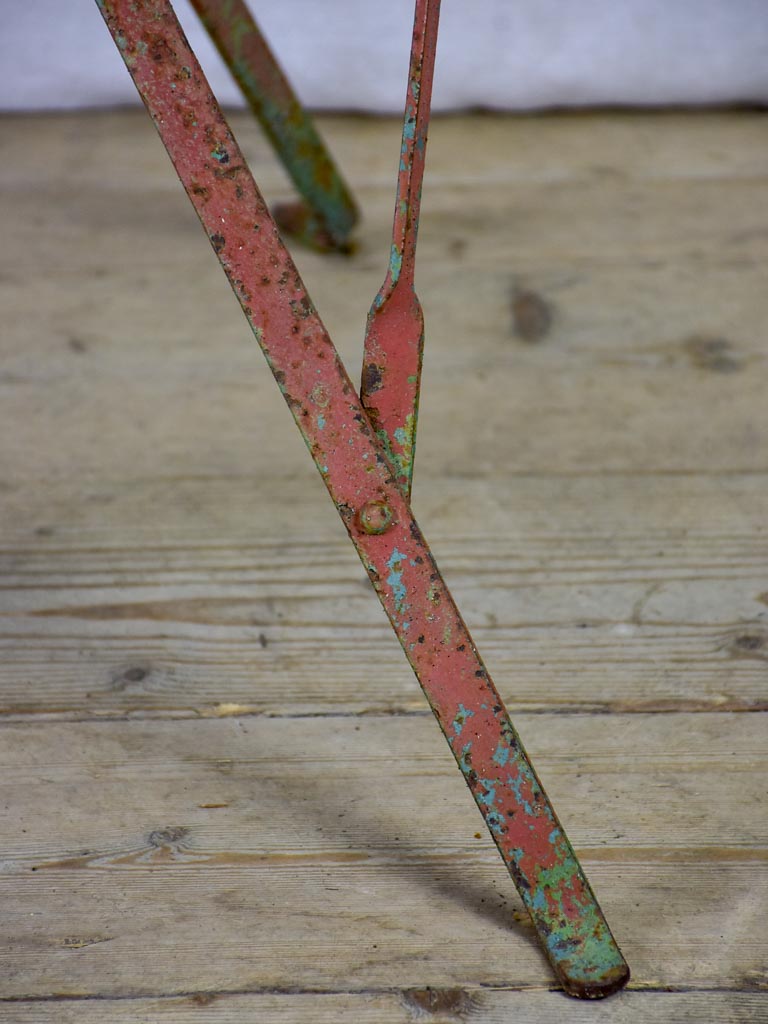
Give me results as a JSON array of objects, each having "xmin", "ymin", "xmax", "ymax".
[{"xmin": 559, "ymin": 961, "xmax": 631, "ymax": 1000}]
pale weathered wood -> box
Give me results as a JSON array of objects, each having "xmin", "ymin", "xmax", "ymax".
[
  {"xmin": 0, "ymin": 991, "xmax": 765, "ymax": 1024},
  {"xmin": 1, "ymin": 474, "xmax": 766, "ymax": 716},
  {"xmin": 0, "ymin": 714, "xmax": 765, "ymax": 999},
  {"xmin": 1, "ymin": 109, "xmax": 766, "ymax": 1019},
  {"xmin": 1, "ymin": 113, "xmax": 767, "ymax": 719},
  {"xmin": 2, "ymin": 113, "xmax": 768, "ymax": 487}
]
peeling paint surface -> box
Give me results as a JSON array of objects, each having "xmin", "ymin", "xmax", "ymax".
[
  {"xmin": 97, "ymin": 0, "xmax": 629, "ymax": 1000},
  {"xmin": 190, "ymin": 0, "xmax": 358, "ymax": 252},
  {"xmin": 360, "ymin": 0, "xmax": 439, "ymax": 496}
]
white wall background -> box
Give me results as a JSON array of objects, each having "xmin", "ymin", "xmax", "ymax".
[{"xmin": 3, "ymin": 1, "xmax": 768, "ymax": 112}]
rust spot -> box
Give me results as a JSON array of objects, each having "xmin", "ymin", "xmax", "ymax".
[
  {"xmin": 409, "ymin": 520, "xmax": 425, "ymax": 544},
  {"xmin": 683, "ymin": 335, "xmax": 741, "ymax": 373},
  {"xmin": 289, "ymin": 295, "xmax": 313, "ymax": 320},
  {"xmin": 363, "ymin": 362, "xmax": 384, "ymax": 394},
  {"xmin": 210, "ymin": 233, "xmax": 226, "ymax": 253},
  {"xmin": 148, "ymin": 35, "xmax": 174, "ymax": 64},
  {"xmin": 512, "ymin": 287, "xmax": 553, "ymax": 342},
  {"xmin": 402, "ymin": 987, "xmax": 477, "ymax": 1018},
  {"xmin": 213, "ymin": 164, "xmax": 245, "ymax": 180}
]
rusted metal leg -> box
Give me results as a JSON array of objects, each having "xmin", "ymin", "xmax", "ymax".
[
  {"xmin": 360, "ymin": 0, "xmax": 440, "ymax": 496},
  {"xmin": 190, "ymin": 0, "xmax": 358, "ymax": 252},
  {"xmin": 96, "ymin": 0, "xmax": 630, "ymax": 998}
]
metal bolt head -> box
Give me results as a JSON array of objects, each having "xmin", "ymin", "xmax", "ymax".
[{"xmin": 359, "ymin": 500, "xmax": 394, "ymax": 535}]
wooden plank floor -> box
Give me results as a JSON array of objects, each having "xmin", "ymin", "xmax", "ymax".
[{"xmin": 1, "ymin": 109, "xmax": 766, "ymax": 1021}]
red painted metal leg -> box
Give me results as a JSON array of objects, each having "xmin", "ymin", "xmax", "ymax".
[{"xmin": 95, "ymin": 0, "xmax": 630, "ymax": 998}]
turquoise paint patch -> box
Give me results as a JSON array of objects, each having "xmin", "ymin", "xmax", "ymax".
[
  {"xmin": 486, "ymin": 810, "xmax": 506, "ymax": 836},
  {"xmin": 317, "ymin": 415, "xmax": 326, "ymax": 430},
  {"xmin": 507, "ymin": 772, "xmax": 535, "ymax": 816},
  {"xmin": 477, "ymin": 778, "xmax": 496, "ymax": 807},
  {"xmin": 386, "ymin": 547, "xmax": 408, "ymax": 614},
  {"xmin": 389, "ymin": 243, "xmax": 403, "ymax": 283},
  {"xmin": 452, "ymin": 703, "xmax": 475, "ymax": 736},
  {"xmin": 393, "ymin": 426, "xmax": 408, "ymax": 447},
  {"xmin": 492, "ymin": 742, "xmax": 510, "ymax": 768},
  {"xmin": 531, "ymin": 888, "xmax": 548, "ymax": 913}
]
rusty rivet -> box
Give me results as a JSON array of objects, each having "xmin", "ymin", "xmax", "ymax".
[{"xmin": 359, "ymin": 500, "xmax": 394, "ymax": 535}]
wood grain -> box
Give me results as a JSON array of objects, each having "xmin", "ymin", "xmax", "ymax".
[
  {"xmin": 1, "ymin": 475, "xmax": 765, "ymax": 716},
  {"xmin": 1, "ymin": 109, "xmax": 766, "ymax": 1019},
  {"xmin": 1, "ymin": 991, "xmax": 765, "ymax": 1024},
  {"xmin": 0, "ymin": 713, "xmax": 765, "ymax": 999}
]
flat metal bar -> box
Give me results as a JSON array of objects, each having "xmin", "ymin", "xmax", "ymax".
[
  {"xmin": 96, "ymin": 0, "xmax": 630, "ymax": 999},
  {"xmin": 360, "ymin": 0, "xmax": 440, "ymax": 496},
  {"xmin": 190, "ymin": 0, "xmax": 358, "ymax": 252}
]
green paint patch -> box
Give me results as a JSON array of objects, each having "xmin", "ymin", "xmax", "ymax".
[{"xmin": 393, "ymin": 412, "xmax": 415, "ymax": 481}]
